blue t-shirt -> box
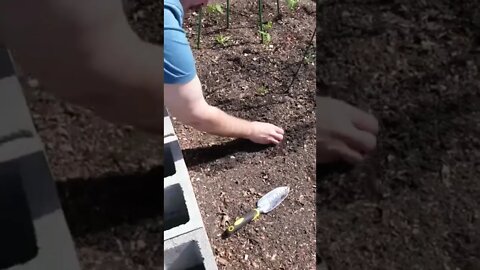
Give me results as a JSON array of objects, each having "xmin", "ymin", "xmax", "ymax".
[{"xmin": 164, "ymin": 0, "xmax": 197, "ymax": 84}]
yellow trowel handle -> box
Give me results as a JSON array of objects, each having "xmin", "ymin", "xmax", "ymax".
[{"xmin": 221, "ymin": 208, "xmax": 261, "ymax": 239}]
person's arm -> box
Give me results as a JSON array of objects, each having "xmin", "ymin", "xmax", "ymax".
[
  {"xmin": 0, "ymin": 0, "xmax": 163, "ymax": 133},
  {"xmin": 165, "ymin": 76, "xmax": 284, "ymax": 144},
  {"xmin": 163, "ymin": 5, "xmax": 283, "ymax": 144},
  {"xmin": 165, "ymin": 75, "xmax": 257, "ymax": 139}
]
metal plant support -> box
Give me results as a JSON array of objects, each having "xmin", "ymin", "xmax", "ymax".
[{"xmin": 196, "ymin": 0, "xmax": 282, "ymax": 48}]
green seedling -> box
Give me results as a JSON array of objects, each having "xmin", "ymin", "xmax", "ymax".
[
  {"xmin": 263, "ymin": 21, "xmax": 273, "ymax": 31},
  {"xmin": 258, "ymin": 21, "xmax": 273, "ymax": 45},
  {"xmin": 286, "ymin": 0, "xmax": 299, "ymax": 10},
  {"xmin": 206, "ymin": 3, "xmax": 224, "ymax": 14},
  {"xmin": 259, "ymin": 31, "xmax": 272, "ymax": 45},
  {"xmin": 215, "ymin": 34, "xmax": 230, "ymax": 46},
  {"xmin": 257, "ymin": 86, "xmax": 269, "ymax": 96}
]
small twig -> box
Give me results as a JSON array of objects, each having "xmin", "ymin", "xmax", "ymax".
[{"xmin": 285, "ymin": 25, "xmax": 317, "ymax": 94}]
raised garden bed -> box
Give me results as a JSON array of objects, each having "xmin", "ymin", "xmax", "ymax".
[
  {"xmin": 317, "ymin": 0, "xmax": 480, "ymax": 269},
  {"xmin": 172, "ymin": 0, "xmax": 317, "ymax": 269}
]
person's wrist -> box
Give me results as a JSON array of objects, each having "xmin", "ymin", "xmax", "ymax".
[{"xmin": 243, "ymin": 121, "xmax": 255, "ymax": 139}]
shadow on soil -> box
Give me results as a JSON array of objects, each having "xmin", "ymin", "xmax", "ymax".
[
  {"xmin": 317, "ymin": 162, "xmax": 354, "ymax": 180},
  {"xmin": 182, "ymin": 138, "xmax": 272, "ymax": 168},
  {"xmin": 56, "ymin": 166, "xmax": 163, "ymax": 237}
]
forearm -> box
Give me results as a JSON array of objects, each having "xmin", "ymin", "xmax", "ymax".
[
  {"xmin": 82, "ymin": 46, "xmax": 163, "ymax": 133},
  {"xmin": 190, "ymin": 105, "xmax": 253, "ymax": 139},
  {"xmin": 70, "ymin": 40, "xmax": 164, "ymax": 133},
  {"xmin": 0, "ymin": 0, "xmax": 163, "ymax": 132},
  {"xmin": 165, "ymin": 76, "xmax": 254, "ymax": 139}
]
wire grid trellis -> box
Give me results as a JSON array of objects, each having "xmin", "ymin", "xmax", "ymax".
[
  {"xmin": 193, "ymin": 0, "xmax": 315, "ymax": 96},
  {"xmin": 195, "ymin": 0, "xmax": 283, "ymax": 48}
]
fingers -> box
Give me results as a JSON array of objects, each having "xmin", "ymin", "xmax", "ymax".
[
  {"xmin": 324, "ymin": 141, "xmax": 364, "ymax": 164},
  {"xmin": 338, "ymin": 145, "xmax": 364, "ymax": 164},
  {"xmin": 350, "ymin": 107, "xmax": 379, "ymax": 134},
  {"xmin": 334, "ymin": 125, "xmax": 376, "ymax": 153},
  {"xmin": 344, "ymin": 127, "xmax": 377, "ymax": 153},
  {"xmin": 268, "ymin": 137, "xmax": 281, "ymax": 145},
  {"xmin": 331, "ymin": 141, "xmax": 364, "ymax": 164},
  {"xmin": 275, "ymin": 126, "xmax": 285, "ymax": 135},
  {"xmin": 269, "ymin": 126, "xmax": 284, "ymax": 144},
  {"xmin": 248, "ymin": 122, "xmax": 285, "ymax": 145},
  {"xmin": 270, "ymin": 125, "xmax": 284, "ymax": 143},
  {"xmin": 267, "ymin": 131, "xmax": 283, "ymax": 145},
  {"xmin": 272, "ymin": 130, "xmax": 284, "ymax": 141}
]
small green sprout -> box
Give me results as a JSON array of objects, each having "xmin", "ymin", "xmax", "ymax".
[
  {"xmin": 206, "ymin": 3, "xmax": 224, "ymax": 14},
  {"xmin": 286, "ymin": 0, "xmax": 299, "ymax": 10},
  {"xmin": 259, "ymin": 30, "xmax": 272, "ymax": 45},
  {"xmin": 215, "ymin": 34, "xmax": 230, "ymax": 46},
  {"xmin": 259, "ymin": 21, "xmax": 273, "ymax": 45},
  {"xmin": 257, "ymin": 86, "xmax": 269, "ymax": 96},
  {"xmin": 263, "ymin": 21, "xmax": 273, "ymax": 31}
]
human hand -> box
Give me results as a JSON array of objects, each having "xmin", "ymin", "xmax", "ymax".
[
  {"xmin": 247, "ymin": 121, "xmax": 285, "ymax": 145},
  {"xmin": 317, "ymin": 97, "xmax": 379, "ymax": 164}
]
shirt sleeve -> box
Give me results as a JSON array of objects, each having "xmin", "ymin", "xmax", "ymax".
[{"xmin": 164, "ymin": 7, "xmax": 196, "ymax": 84}]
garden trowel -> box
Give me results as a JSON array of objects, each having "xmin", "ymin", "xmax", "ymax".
[{"xmin": 222, "ymin": 186, "xmax": 290, "ymax": 239}]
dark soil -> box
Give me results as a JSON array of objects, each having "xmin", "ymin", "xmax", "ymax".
[
  {"xmin": 170, "ymin": 0, "xmax": 316, "ymax": 269},
  {"xmin": 23, "ymin": 75, "xmax": 164, "ymax": 270},
  {"xmin": 317, "ymin": 1, "xmax": 480, "ymax": 269}
]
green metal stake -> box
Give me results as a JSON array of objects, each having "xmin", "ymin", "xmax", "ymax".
[
  {"xmin": 226, "ymin": 0, "xmax": 230, "ymax": 28},
  {"xmin": 196, "ymin": 8, "xmax": 203, "ymax": 49},
  {"xmin": 276, "ymin": 0, "xmax": 280, "ymax": 17},
  {"xmin": 258, "ymin": 0, "xmax": 263, "ymax": 43}
]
